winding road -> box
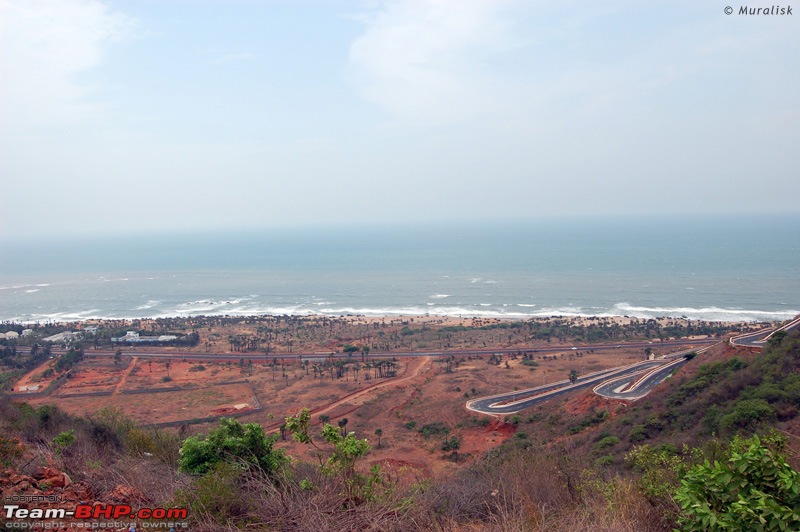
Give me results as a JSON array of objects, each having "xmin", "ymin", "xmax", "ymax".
[
  {"xmin": 466, "ymin": 357, "xmax": 679, "ymax": 416},
  {"xmin": 467, "ymin": 315, "xmax": 800, "ymax": 416},
  {"xmin": 592, "ymin": 347, "xmax": 711, "ymax": 401},
  {"xmin": 729, "ymin": 316, "xmax": 800, "ymax": 348}
]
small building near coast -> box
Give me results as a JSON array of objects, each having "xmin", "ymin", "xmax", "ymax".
[
  {"xmin": 111, "ymin": 331, "xmax": 179, "ymax": 344},
  {"xmin": 42, "ymin": 331, "xmax": 81, "ymax": 343}
]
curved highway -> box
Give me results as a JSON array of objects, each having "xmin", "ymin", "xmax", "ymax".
[
  {"xmin": 730, "ymin": 316, "xmax": 800, "ymax": 348},
  {"xmin": 467, "ymin": 346, "xmax": 713, "ymax": 416},
  {"xmin": 466, "ymin": 359, "xmax": 668, "ymax": 416},
  {"xmin": 593, "ymin": 358, "xmax": 687, "ymax": 401},
  {"xmin": 593, "ymin": 346, "xmax": 716, "ymax": 401},
  {"xmin": 468, "ymin": 316, "xmax": 800, "ymax": 416}
]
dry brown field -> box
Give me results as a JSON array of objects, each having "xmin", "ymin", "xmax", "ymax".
[{"xmin": 16, "ymin": 335, "xmax": 706, "ymax": 478}]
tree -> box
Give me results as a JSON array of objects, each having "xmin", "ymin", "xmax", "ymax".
[
  {"xmin": 374, "ymin": 428, "xmax": 383, "ymax": 449},
  {"xmin": 114, "ymin": 350, "xmax": 122, "ymax": 365},
  {"xmin": 285, "ymin": 408, "xmax": 374, "ymax": 503},
  {"xmin": 319, "ymin": 414, "xmax": 330, "ymax": 424},
  {"xmin": 338, "ymin": 418, "xmax": 349, "ymax": 437},
  {"xmin": 568, "ymin": 369, "xmax": 578, "ymax": 385}
]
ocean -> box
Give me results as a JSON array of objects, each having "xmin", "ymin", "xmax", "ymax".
[{"xmin": 1, "ymin": 215, "xmax": 798, "ymax": 323}]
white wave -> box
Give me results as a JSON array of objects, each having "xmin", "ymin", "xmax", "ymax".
[
  {"xmin": 469, "ymin": 278, "xmax": 481, "ymax": 283},
  {"xmin": 31, "ymin": 309, "xmax": 104, "ymax": 322},
  {"xmin": 0, "ymin": 283, "xmax": 51, "ymax": 291},
  {"xmin": 25, "ymin": 289, "xmax": 39, "ymax": 293},
  {"xmin": 173, "ymin": 298, "xmax": 249, "ymax": 313},
  {"xmin": 611, "ymin": 303, "xmax": 799, "ymax": 322},
  {"xmin": 3, "ymin": 292, "xmax": 796, "ymax": 325}
]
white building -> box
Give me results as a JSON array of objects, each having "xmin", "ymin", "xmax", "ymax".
[{"xmin": 42, "ymin": 331, "xmax": 80, "ymax": 343}]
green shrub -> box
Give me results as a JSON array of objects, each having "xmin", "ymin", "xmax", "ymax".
[
  {"xmin": 718, "ymin": 398, "xmax": 775, "ymax": 433},
  {"xmin": 506, "ymin": 415, "xmax": 521, "ymax": 426},
  {"xmin": 125, "ymin": 427, "xmax": 158, "ymax": 456},
  {"xmin": 594, "ymin": 435, "xmax": 620, "ymax": 450},
  {"xmin": 626, "ymin": 443, "xmax": 689, "ymax": 506},
  {"xmin": 419, "ymin": 422, "xmax": 449, "ymax": 438},
  {"xmin": 595, "ymin": 455, "xmax": 614, "ymax": 467},
  {"xmin": 179, "ymin": 418, "xmax": 287, "ymax": 476},
  {"xmin": 628, "ymin": 425, "xmax": 648, "ymax": 443},
  {"xmin": 441, "ymin": 436, "xmax": 460, "ymax": 452},
  {"xmin": 52, "ymin": 429, "xmax": 75, "ymax": 455},
  {"xmin": 675, "ymin": 434, "xmax": 800, "ymax": 531}
]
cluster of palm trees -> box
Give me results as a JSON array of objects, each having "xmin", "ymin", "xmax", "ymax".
[
  {"xmin": 228, "ymin": 334, "xmax": 264, "ymax": 352},
  {"xmin": 306, "ymin": 359, "xmax": 398, "ymax": 382}
]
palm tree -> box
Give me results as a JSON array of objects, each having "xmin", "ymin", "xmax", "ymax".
[{"xmin": 375, "ymin": 428, "xmax": 383, "ymax": 448}]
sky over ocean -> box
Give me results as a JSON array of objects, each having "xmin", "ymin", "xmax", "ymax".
[
  {"xmin": 1, "ymin": 2, "xmax": 798, "ymax": 239},
  {"xmin": 1, "ymin": 216, "xmax": 797, "ymax": 324}
]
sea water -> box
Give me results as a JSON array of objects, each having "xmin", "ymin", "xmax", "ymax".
[{"xmin": 1, "ymin": 215, "xmax": 798, "ymax": 323}]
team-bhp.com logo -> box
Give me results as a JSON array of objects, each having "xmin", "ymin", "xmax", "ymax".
[{"xmin": 4, "ymin": 504, "xmax": 188, "ymax": 528}]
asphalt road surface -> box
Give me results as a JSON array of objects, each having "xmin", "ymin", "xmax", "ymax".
[
  {"xmin": 730, "ymin": 316, "xmax": 800, "ymax": 348},
  {"xmin": 466, "ymin": 359, "xmax": 667, "ymax": 415},
  {"xmin": 468, "ymin": 315, "xmax": 800, "ymax": 416},
  {"xmin": 593, "ymin": 356, "xmax": 691, "ymax": 401}
]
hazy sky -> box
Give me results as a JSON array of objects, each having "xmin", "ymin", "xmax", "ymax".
[{"xmin": 1, "ymin": 0, "xmax": 798, "ymax": 239}]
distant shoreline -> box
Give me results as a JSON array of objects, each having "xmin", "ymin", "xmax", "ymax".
[{"xmin": 1, "ymin": 312, "xmax": 783, "ymax": 329}]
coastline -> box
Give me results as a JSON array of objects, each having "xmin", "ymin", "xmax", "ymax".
[
  {"xmin": 2, "ymin": 312, "xmax": 778, "ymax": 343},
  {"xmin": 1, "ymin": 307, "xmax": 794, "ymax": 327}
]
